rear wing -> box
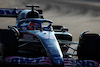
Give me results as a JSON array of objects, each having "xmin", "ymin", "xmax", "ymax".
[
  {"xmin": 0, "ymin": 8, "xmax": 43, "ymax": 18},
  {"xmin": 0, "ymin": 8, "xmax": 23, "ymax": 17}
]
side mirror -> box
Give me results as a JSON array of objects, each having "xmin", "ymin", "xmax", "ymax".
[{"xmin": 61, "ymin": 28, "xmax": 69, "ymax": 32}]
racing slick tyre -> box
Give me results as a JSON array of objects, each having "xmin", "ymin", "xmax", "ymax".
[
  {"xmin": 77, "ymin": 33, "xmax": 100, "ymax": 63},
  {"xmin": 0, "ymin": 42, "xmax": 3, "ymax": 61},
  {"xmin": 0, "ymin": 29, "xmax": 18, "ymax": 59}
]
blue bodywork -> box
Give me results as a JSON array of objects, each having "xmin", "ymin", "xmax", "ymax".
[
  {"xmin": 0, "ymin": 7, "xmax": 64, "ymax": 65},
  {"xmin": 17, "ymin": 18, "xmax": 64, "ymax": 65}
]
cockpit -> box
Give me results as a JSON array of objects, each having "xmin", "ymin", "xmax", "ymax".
[{"xmin": 17, "ymin": 19, "xmax": 53, "ymax": 31}]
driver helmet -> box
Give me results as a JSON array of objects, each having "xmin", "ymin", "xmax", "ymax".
[{"xmin": 28, "ymin": 21, "xmax": 40, "ymax": 30}]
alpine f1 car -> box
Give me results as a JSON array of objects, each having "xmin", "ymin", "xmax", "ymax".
[{"xmin": 0, "ymin": 5, "xmax": 99, "ymax": 67}]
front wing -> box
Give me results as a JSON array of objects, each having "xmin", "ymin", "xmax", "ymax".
[{"xmin": 1, "ymin": 56, "xmax": 98, "ymax": 67}]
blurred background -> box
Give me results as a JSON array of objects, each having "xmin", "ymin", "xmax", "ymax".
[{"xmin": 0, "ymin": 0, "xmax": 100, "ymax": 41}]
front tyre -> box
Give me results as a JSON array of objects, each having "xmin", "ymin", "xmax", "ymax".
[
  {"xmin": 0, "ymin": 42, "xmax": 3, "ymax": 61},
  {"xmin": 0, "ymin": 29, "xmax": 18, "ymax": 58}
]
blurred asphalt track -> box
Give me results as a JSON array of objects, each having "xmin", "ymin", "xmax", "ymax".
[
  {"xmin": 0, "ymin": 0, "xmax": 100, "ymax": 67},
  {"xmin": 0, "ymin": 0, "xmax": 100, "ymax": 41}
]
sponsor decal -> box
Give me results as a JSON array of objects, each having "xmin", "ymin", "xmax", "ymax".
[
  {"xmin": 41, "ymin": 36, "xmax": 54, "ymax": 39},
  {"xmin": 5, "ymin": 56, "xmax": 51, "ymax": 65},
  {"xmin": 23, "ymin": 33, "xmax": 35, "ymax": 39},
  {"xmin": 4, "ymin": 56, "xmax": 98, "ymax": 66},
  {"xmin": 64, "ymin": 58, "xmax": 99, "ymax": 66}
]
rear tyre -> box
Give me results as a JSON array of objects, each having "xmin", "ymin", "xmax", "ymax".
[
  {"xmin": 77, "ymin": 33, "xmax": 100, "ymax": 62},
  {"xmin": 0, "ymin": 29, "xmax": 18, "ymax": 58}
]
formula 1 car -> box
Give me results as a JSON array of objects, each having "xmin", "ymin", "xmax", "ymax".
[
  {"xmin": 0, "ymin": 5, "xmax": 99, "ymax": 67},
  {"xmin": 0, "ymin": 5, "xmax": 73, "ymax": 66}
]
